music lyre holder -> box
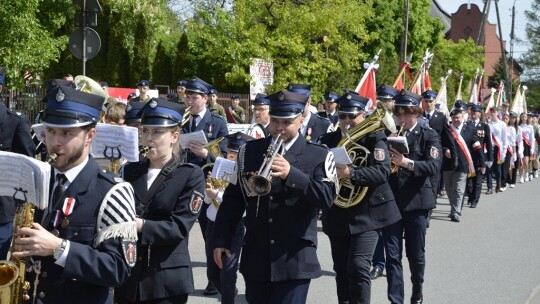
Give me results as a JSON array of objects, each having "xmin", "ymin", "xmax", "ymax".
[
  {"xmin": 13, "ymin": 187, "xmax": 29, "ymax": 204},
  {"xmin": 103, "ymin": 145, "xmax": 122, "ymax": 173}
]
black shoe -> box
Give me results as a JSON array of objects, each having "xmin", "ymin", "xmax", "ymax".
[
  {"xmin": 203, "ymin": 281, "xmax": 219, "ymax": 295},
  {"xmin": 370, "ymin": 267, "xmax": 383, "ymax": 279},
  {"xmin": 450, "ymin": 214, "xmax": 460, "ymax": 222},
  {"xmin": 411, "ymin": 291, "xmax": 423, "ymax": 304},
  {"xmin": 470, "ymin": 203, "xmax": 478, "ymax": 208}
]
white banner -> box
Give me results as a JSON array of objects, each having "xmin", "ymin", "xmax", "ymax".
[{"xmin": 249, "ymin": 58, "xmax": 274, "ymax": 100}]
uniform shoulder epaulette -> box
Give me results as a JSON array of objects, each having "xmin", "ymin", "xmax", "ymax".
[
  {"xmin": 317, "ymin": 115, "xmax": 331, "ymax": 122},
  {"xmin": 7, "ymin": 108, "xmax": 24, "ymax": 118},
  {"xmin": 99, "ymin": 169, "xmax": 125, "ymax": 184}
]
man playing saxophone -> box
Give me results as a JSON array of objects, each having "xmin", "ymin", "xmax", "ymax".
[
  {"xmin": 317, "ymin": 91, "xmax": 401, "ymax": 304},
  {"xmin": 11, "ymin": 84, "xmax": 137, "ymax": 304},
  {"xmin": 212, "ymin": 90, "xmax": 337, "ymax": 304}
]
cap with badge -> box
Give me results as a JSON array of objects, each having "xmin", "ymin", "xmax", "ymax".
[
  {"xmin": 267, "ymin": 90, "xmax": 309, "ymax": 119},
  {"xmin": 336, "ymin": 91, "xmax": 369, "ymax": 114},
  {"xmin": 45, "ymin": 79, "xmax": 75, "ymax": 94},
  {"xmin": 509, "ymin": 111, "xmax": 518, "ymax": 117},
  {"xmin": 0, "ymin": 67, "xmax": 5, "ymax": 85},
  {"xmin": 185, "ymin": 76, "xmax": 213, "ymax": 95},
  {"xmin": 287, "ymin": 83, "xmax": 311, "ymax": 96},
  {"xmin": 394, "ymin": 89, "xmax": 422, "ymax": 107},
  {"xmin": 125, "ymin": 101, "xmax": 146, "ymax": 125},
  {"xmin": 127, "ymin": 92, "xmax": 137, "ymax": 100},
  {"xmin": 209, "ymin": 89, "xmax": 218, "ymax": 96},
  {"xmin": 421, "ymin": 90, "xmax": 438, "ymax": 101},
  {"xmin": 231, "ymin": 95, "xmax": 240, "ymax": 100},
  {"xmin": 450, "ymin": 100, "xmax": 468, "ymax": 116},
  {"xmin": 177, "ymin": 80, "xmax": 188, "ymax": 87},
  {"xmin": 324, "ymin": 92, "xmax": 339, "ymax": 102},
  {"xmin": 254, "ymin": 93, "xmax": 270, "ymax": 105},
  {"xmin": 100, "ymin": 81, "xmax": 108, "ymax": 88},
  {"xmin": 470, "ymin": 104, "xmax": 483, "ymax": 112},
  {"xmin": 140, "ymin": 98, "xmax": 185, "ymax": 127},
  {"xmin": 137, "ymin": 80, "xmax": 150, "ymax": 87},
  {"xmin": 167, "ymin": 91, "xmax": 178, "ymax": 99},
  {"xmin": 377, "ymin": 84, "xmax": 399, "ymax": 99},
  {"xmin": 42, "ymin": 86, "xmax": 106, "ymax": 127},
  {"xmin": 225, "ymin": 132, "xmax": 255, "ymax": 152}
]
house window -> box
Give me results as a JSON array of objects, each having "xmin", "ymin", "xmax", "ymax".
[{"xmin": 464, "ymin": 26, "xmax": 472, "ymax": 36}]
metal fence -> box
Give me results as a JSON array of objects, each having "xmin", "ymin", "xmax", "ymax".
[{"xmin": 1, "ymin": 86, "xmax": 253, "ymax": 124}]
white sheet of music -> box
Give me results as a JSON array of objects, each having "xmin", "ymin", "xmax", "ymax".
[
  {"xmin": 386, "ymin": 136, "xmax": 409, "ymax": 154},
  {"xmin": 0, "ymin": 151, "xmax": 51, "ymax": 210},
  {"xmin": 179, "ymin": 130, "xmax": 208, "ymax": 149},
  {"xmin": 91, "ymin": 123, "xmax": 140, "ymax": 162},
  {"xmin": 211, "ymin": 157, "xmax": 237, "ymax": 185},
  {"xmin": 330, "ymin": 146, "xmax": 353, "ymax": 165}
]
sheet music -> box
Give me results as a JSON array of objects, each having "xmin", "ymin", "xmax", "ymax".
[
  {"xmin": 330, "ymin": 146, "xmax": 353, "ymax": 165},
  {"xmin": 179, "ymin": 130, "xmax": 208, "ymax": 149},
  {"xmin": 211, "ymin": 157, "xmax": 237, "ymax": 185},
  {"xmin": 386, "ymin": 136, "xmax": 409, "ymax": 154},
  {"xmin": 31, "ymin": 123, "xmax": 46, "ymax": 142},
  {"xmin": 91, "ymin": 123, "xmax": 140, "ymax": 162},
  {"xmin": 0, "ymin": 151, "xmax": 51, "ymax": 210}
]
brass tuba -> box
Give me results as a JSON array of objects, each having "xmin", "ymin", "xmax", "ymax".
[
  {"xmin": 74, "ymin": 75, "xmax": 108, "ymax": 123},
  {"xmin": 334, "ymin": 103, "xmax": 396, "ymax": 208},
  {"xmin": 0, "ymin": 153, "xmax": 57, "ymax": 304}
]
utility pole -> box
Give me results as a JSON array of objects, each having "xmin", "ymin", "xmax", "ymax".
[
  {"xmin": 400, "ymin": 0, "xmax": 410, "ymax": 65},
  {"xmin": 509, "ymin": 2, "xmax": 516, "ymax": 102},
  {"xmin": 477, "ymin": 0, "xmax": 491, "ymax": 46},
  {"xmin": 494, "ymin": 0, "xmax": 510, "ymax": 101}
]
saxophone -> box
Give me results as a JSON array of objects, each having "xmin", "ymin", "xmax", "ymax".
[{"xmin": 0, "ymin": 153, "xmax": 57, "ymax": 304}]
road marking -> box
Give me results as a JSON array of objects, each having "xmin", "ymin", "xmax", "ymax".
[{"xmin": 525, "ymin": 281, "xmax": 540, "ymax": 304}]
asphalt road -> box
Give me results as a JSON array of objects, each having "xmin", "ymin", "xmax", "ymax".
[{"xmin": 187, "ymin": 177, "xmax": 540, "ymax": 304}]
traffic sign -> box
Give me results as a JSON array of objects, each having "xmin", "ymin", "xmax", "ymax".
[{"xmin": 69, "ymin": 27, "xmax": 101, "ymax": 60}]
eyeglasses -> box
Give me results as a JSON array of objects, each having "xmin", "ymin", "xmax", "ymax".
[
  {"xmin": 141, "ymin": 128, "xmax": 171, "ymax": 139},
  {"xmin": 338, "ymin": 113, "xmax": 360, "ymax": 120}
]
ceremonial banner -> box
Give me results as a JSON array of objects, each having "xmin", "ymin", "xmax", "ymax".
[{"xmin": 249, "ymin": 58, "xmax": 273, "ymax": 100}]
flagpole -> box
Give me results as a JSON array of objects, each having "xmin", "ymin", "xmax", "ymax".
[{"xmin": 354, "ymin": 49, "xmax": 382, "ymax": 92}]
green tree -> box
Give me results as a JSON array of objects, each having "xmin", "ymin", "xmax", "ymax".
[
  {"xmin": 152, "ymin": 41, "xmax": 174, "ymax": 86},
  {"xmin": 0, "ymin": 0, "xmax": 71, "ymax": 89},
  {"xmin": 172, "ymin": 32, "xmax": 192, "ymax": 84}
]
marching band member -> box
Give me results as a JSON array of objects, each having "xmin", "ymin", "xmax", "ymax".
[
  {"xmin": 318, "ymin": 92, "xmax": 339, "ymax": 126},
  {"xmin": 383, "ymin": 89, "xmax": 442, "ymax": 304},
  {"xmin": 181, "ymin": 76, "xmax": 228, "ymax": 295},
  {"xmin": 13, "ymin": 85, "xmax": 137, "ymax": 304},
  {"xmin": 115, "ymin": 98, "xmax": 205, "ymax": 304},
  {"xmin": 213, "ymin": 90, "xmax": 337, "ymax": 304},
  {"xmin": 287, "ymin": 83, "xmax": 332, "ymax": 142},
  {"xmin": 252, "ymin": 93, "xmax": 271, "ymax": 136},
  {"xmin": 172, "ymin": 80, "xmax": 187, "ymax": 105},
  {"xmin": 443, "ymin": 101, "xmax": 484, "ymax": 220},
  {"xmin": 204, "ymin": 132, "xmax": 253, "ymax": 304},
  {"xmin": 317, "ymin": 91, "xmax": 401, "ymax": 304},
  {"xmin": 0, "ymin": 66, "xmax": 36, "ymax": 259}
]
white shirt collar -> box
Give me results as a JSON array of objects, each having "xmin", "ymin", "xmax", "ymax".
[{"xmin": 55, "ymin": 155, "xmax": 89, "ymax": 184}]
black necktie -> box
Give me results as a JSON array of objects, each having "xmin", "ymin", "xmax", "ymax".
[
  {"xmin": 426, "ymin": 113, "xmax": 431, "ymax": 120},
  {"xmin": 51, "ymin": 173, "xmax": 67, "ymax": 210},
  {"xmin": 191, "ymin": 114, "xmax": 199, "ymax": 132}
]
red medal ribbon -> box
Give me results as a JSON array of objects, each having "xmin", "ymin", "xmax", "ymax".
[
  {"xmin": 62, "ymin": 197, "xmax": 75, "ymax": 218},
  {"xmin": 52, "ymin": 210, "xmax": 62, "ymax": 227}
]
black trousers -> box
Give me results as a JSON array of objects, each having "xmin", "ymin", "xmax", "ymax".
[
  {"xmin": 245, "ymin": 279, "xmax": 310, "ymax": 304},
  {"xmin": 329, "ymin": 230, "xmax": 379, "ymax": 304},
  {"xmin": 466, "ymin": 170, "xmax": 484, "ymax": 205},
  {"xmin": 206, "ymin": 219, "xmax": 245, "ymax": 304},
  {"xmin": 382, "ymin": 209, "xmax": 429, "ymax": 304}
]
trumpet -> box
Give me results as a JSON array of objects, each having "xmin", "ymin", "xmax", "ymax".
[
  {"xmin": 139, "ymin": 146, "xmax": 149, "ymax": 157},
  {"xmin": 247, "ymin": 134, "xmax": 283, "ymax": 196}
]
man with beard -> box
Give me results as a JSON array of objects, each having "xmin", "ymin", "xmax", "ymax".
[{"xmin": 11, "ymin": 85, "xmax": 137, "ymax": 304}]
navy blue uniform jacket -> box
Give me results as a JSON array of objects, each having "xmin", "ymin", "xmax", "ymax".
[
  {"xmin": 318, "ymin": 130, "xmax": 401, "ymax": 236},
  {"xmin": 389, "ymin": 123, "xmax": 442, "ymax": 212},
  {"xmin": 31, "ymin": 158, "xmax": 136, "ymax": 304},
  {"xmin": 213, "ymin": 136, "xmax": 336, "ymax": 282},
  {"xmin": 181, "ymin": 109, "xmax": 228, "ymax": 167},
  {"xmin": 304, "ymin": 113, "xmax": 331, "ymax": 142},
  {"xmin": 116, "ymin": 159, "xmax": 205, "ymax": 302}
]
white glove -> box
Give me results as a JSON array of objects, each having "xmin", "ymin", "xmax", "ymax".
[{"xmin": 485, "ymin": 161, "xmax": 493, "ymax": 168}]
